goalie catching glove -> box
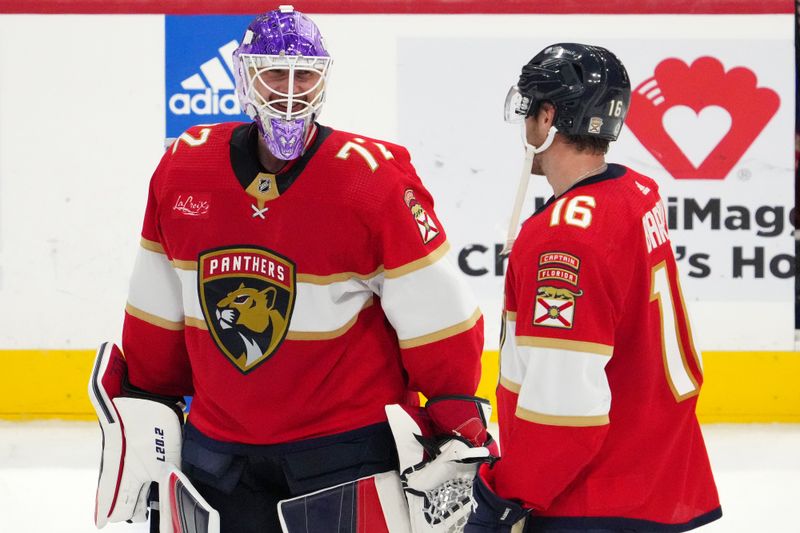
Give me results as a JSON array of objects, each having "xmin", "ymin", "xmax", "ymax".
[
  {"xmin": 88, "ymin": 342, "xmax": 185, "ymax": 528},
  {"xmin": 386, "ymin": 396, "xmax": 498, "ymax": 533}
]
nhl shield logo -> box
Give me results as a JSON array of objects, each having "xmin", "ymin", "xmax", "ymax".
[{"xmin": 199, "ymin": 246, "xmax": 296, "ymax": 373}]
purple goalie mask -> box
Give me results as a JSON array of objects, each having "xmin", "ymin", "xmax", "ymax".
[
  {"xmin": 233, "ymin": 6, "xmax": 331, "ymax": 160},
  {"xmin": 258, "ymin": 117, "xmax": 306, "ymax": 160}
]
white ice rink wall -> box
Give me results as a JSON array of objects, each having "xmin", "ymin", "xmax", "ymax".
[{"xmin": 0, "ymin": 0, "xmax": 797, "ymax": 421}]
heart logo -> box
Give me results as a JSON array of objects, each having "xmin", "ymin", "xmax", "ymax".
[
  {"xmin": 626, "ymin": 57, "xmax": 779, "ymax": 180},
  {"xmin": 662, "ymin": 105, "xmax": 732, "ymax": 169}
]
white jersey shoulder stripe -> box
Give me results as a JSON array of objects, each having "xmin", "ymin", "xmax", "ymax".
[
  {"xmin": 516, "ymin": 344, "xmax": 612, "ymax": 420},
  {"xmin": 499, "ymin": 376, "xmax": 521, "ymax": 394},
  {"xmin": 298, "ymin": 267, "xmax": 382, "ymax": 285},
  {"xmin": 125, "ymin": 303, "xmax": 184, "ymax": 331},
  {"xmin": 516, "ymin": 335, "xmax": 613, "ymax": 357},
  {"xmin": 398, "ymin": 307, "xmax": 481, "ymax": 349},
  {"xmin": 500, "ymin": 318, "xmax": 525, "ymax": 386},
  {"xmin": 383, "ymin": 241, "xmax": 450, "ymax": 279},
  {"xmin": 182, "ymin": 296, "xmax": 374, "ymax": 341},
  {"xmin": 290, "ymin": 282, "xmax": 373, "ymax": 333},
  {"xmin": 128, "ymin": 246, "xmax": 185, "ymax": 324},
  {"xmin": 286, "ymin": 297, "xmax": 374, "ymax": 340},
  {"xmin": 174, "ymin": 268, "xmax": 204, "ymax": 322},
  {"xmin": 164, "ymin": 240, "xmax": 450, "ymax": 283},
  {"xmin": 140, "ymin": 237, "xmax": 165, "ymax": 254},
  {"xmin": 185, "ymin": 317, "xmax": 207, "ymax": 330},
  {"xmin": 382, "ymin": 247, "xmax": 479, "ymax": 342},
  {"xmin": 144, "ymin": 239, "xmax": 471, "ymax": 344},
  {"xmin": 172, "ymin": 259, "xmax": 196, "ymax": 271},
  {"xmin": 173, "ymin": 268, "xmax": 374, "ymax": 339},
  {"xmin": 516, "ymin": 407, "xmax": 609, "ymax": 427}
]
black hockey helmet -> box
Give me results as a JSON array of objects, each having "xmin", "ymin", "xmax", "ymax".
[{"xmin": 504, "ymin": 43, "xmax": 631, "ymax": 141}]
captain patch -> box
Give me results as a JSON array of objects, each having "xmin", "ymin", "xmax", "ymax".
[{"xmin": 539, "ymin": 251, "xmax": 580, "ymax": 270}]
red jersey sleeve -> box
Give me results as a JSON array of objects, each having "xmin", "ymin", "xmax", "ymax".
[
  {"xmin": 493, "ymin": 228, "xmax": 632, "ymax": 510},
  {"xmin": 122, "ymin": 150, "xmax": 193, "ymax": 396},
  {"xmin": 367, "ymin": 149, "xmax": 483, "ymax": 398}
]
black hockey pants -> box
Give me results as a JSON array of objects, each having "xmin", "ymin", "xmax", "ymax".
[{"xmin": 179, "ymin": 421, "xmax": 398, "ymax": 533}]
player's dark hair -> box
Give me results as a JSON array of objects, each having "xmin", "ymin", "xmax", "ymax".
[
  {"xmin": 561, "ymin": 134, "xmax": 610, "ymax": 154},
  {"xmin": 531, "ymin": 101, "xmax": 610, "ymax": 155}
]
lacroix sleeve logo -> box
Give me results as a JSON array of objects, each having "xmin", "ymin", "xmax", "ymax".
[{"xmin": 626, "ymin": 57, "xmax": 780, "ymax": 180}]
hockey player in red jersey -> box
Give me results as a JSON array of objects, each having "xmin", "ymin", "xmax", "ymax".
[
  {"xmin": 465, "ymin": 44, "xmax": 722, "ymax": 532},
  {"xmin": 89, "ymin": 6, "xmax": 486, "ymax": 533}
]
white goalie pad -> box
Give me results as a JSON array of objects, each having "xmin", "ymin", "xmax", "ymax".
[
  {"xmin": 89, "ymin": 342, "xmax": 183, "ymax": 528},
  {"xmin": 386, "ymin": 402, "xmax": 493, "ymax": 533},
  {"xmin": 159, "ymin": 465, "xmax": 220, "ymax": 533},
  {"xmin": 278, "ymin": 471, "xmax": 411, "ymax": 533}
]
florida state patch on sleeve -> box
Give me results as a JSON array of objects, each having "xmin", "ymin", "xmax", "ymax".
[
  {"xmin": 533, "ymin": 286, "xmax": 583, "ymax": 329},
  {"xmin": 404, "ymin": 188, "xmax": 440, "ymax": 244},
  {"xmin": 533, "ymin": 251, "xmax": 582, "ymax": 329}
]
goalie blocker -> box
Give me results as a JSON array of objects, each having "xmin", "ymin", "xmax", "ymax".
[{"xmin": 89, "ymin": 342, "xmax": 219, "ymax": 532}]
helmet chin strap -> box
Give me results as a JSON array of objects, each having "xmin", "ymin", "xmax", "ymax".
[{"xmin": 501, "ymin": 126, "xmax": 557, "ymax": 255}]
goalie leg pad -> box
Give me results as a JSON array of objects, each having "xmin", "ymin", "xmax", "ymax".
[
  {"xmin": 159, "ymin": 465, "xmax": 220, "ymax": 533},
  {"xmin": 278, "ymin": 472, "xmax": 411, "ymax": 533},
  {"xmin": 89, "ymin": 342, "xmax": 184, "ymax": 527}
]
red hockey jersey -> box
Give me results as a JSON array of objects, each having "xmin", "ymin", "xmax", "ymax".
[
  {"xmin": 491, "ymin": 164, "xmax": 721, "ymax": 530},
  {"xmin": 121, "ymin": 122, "xmax": 483, "ymax": 444}
]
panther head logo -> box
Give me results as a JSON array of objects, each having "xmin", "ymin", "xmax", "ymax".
[
  {"xmin": 199, "ymin": 247, "xmax": 296, "ymax": 373},
  {"xmin": 216, "ymin": 283, "xmax": 287, "ymax": 366}
]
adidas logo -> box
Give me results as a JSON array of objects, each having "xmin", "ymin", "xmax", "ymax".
[
  {"xmin": 168, "ymin": 40, "xmax": 242, "ymax": 116},
  {"xmin": 635, "ymin": 181, "xmax": 651, "ymax": 195}
]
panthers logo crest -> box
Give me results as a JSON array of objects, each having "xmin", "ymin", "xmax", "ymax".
[{"xmin": 199, "ymin": 246, "xmax": 296, "ymax": 373}]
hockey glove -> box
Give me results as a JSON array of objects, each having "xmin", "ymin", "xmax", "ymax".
[
  {"xmin": 386, "ymin": 395, "xmax": 497, "ymax": 533},
  {"xmin": 88, "ymin": 342, "xmax": 184, "ymax": 528},
  {"xmin": 464, "ymin": 464, "xmax": 529, "ymax": 533}
]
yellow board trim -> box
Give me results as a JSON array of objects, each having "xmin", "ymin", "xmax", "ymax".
[{"xmin": 1, "ymin": 350, "xmax": 799, "ymax": 423}]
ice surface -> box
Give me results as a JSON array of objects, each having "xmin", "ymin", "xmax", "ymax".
[{"xmin": 0, "ymin": 421, "xmax": 797, "ymax": 532}]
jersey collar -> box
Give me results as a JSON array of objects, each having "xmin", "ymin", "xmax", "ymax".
[
  {"xmin": 532, "ymin": 163, "xmax": 628, "ymax": 217},
  {"xmin": 229, "ymin": 121, "xmax": 333, "ymax": 195}
]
